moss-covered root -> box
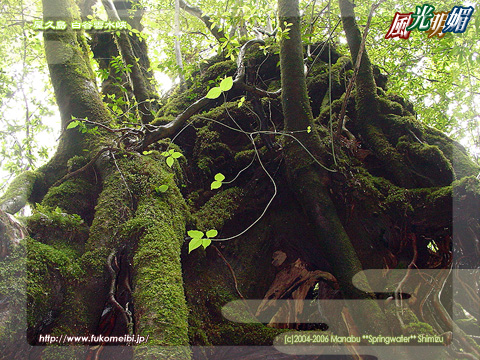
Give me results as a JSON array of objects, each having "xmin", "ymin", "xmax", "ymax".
[
  {"xmin": 0, "ymin": 171, "xmax": 40, "ymax": 214},
  {"xmin": 40, "ymin": 163, "xmax": 135, "ymax": 339},
  {"xmin": 0, "ymin": 225, "xmax": 26, "ymax": 358},
  {"xmin": 113, "ymin": 156, "xmax": 190, "ymax": 359},
  {"xmin": 286, "ymin": 163, "xmax": 387, "ymax": 328}
]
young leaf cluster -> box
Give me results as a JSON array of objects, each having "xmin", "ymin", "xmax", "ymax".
[
  {"xmin": 161, "ymin": 149, "xmax": 183, "ymax": 167},
  {"xmin": 210, "ymin": 173, "xmax": 225, "ymax": 190},
  {"xmin": 206, "ymin": 77, "xmax": 234, "ymax": 99},
  {"xmin": 188, "ymin": 229, "xmax": 218, "ymax": 253}
]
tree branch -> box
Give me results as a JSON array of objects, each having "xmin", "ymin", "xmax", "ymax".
[
  {"xmin": 0, "ymin": 171, "xmax": 39, "ymax": 214},
  {"xmin": 336, "ymin": 0, "xmax": 382, "ymax": 136},
  {"xmin": 179, "ymin": 0, "xmax": 226, "ymax": 43},
  {"xmin": 101, "ymin": 0, "xmax": 158, "ymax": 123},
  {"xmin": 138, "ymin": 40, "xmax": 280, "ymax": 150}
]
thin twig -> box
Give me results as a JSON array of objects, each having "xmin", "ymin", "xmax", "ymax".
[
  {"xmin": 213, "ymin": 245, "xmax": 245, "ymax": 300},
  {"xmin": 52, "ymin": 147, "xmax": 114, "ymax": 188}
]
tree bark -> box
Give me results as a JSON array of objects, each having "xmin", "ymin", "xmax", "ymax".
[{"xmin": 278, "ymin": 0, "xmax": 391, "ymax": 335}]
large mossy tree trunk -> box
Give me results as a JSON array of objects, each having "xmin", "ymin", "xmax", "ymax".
[
  {"xmin": 1, "ymin": 0, "xmax": 190, "ymax": 359},
  {"xmin": 1, "ymin": 0, "xmax": 480, "ymax": 359}
]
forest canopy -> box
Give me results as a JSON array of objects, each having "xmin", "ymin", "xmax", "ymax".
[{"xmin": 0, "ymin": 0, "xmax": 480, "ymax": 359}]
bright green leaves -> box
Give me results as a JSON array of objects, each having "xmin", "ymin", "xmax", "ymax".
[
  {"xmin": 205, "ymin": 229, "xmax": 218, "ymax": 238},
  {"xmin": 66, "ymin": 118, "xmax": 100, "ymax": 135},
  {"xmin": 188, "ymin": 237, "xmax": 203, "ymax": 253},
  {"xmin": 155, "ymin": 184, "xmax": 169, "ymax": 194},
  {"xmin": 188, "ymin": 229, "xmax": 218, "ymax": 253},
  {"xmin": 277, "ymin": 21, "xmax": 293, "ymax": 40},
  {"xmin": 210, "ymin": 173, "xmax": 225, "ymax": 190},
  {"xmin": 238, "ymin": 96, "xmax": 246, "ymax": 107},
  {"xmin": 161, "ymin": 149, "xmax": 183, "ymax": 167},
  {"xmin": 205, "ymin": 77, "xmax": 234, "ymax": 99},
  {"xmin": 219, "ymin": 34, "xmax": 241, "ymax": 61},
  {"xmin": 67, "ymin": 120, "xmax": 80, "ymax": 129},
  {"xmin": 219, "ymin": 77, "xmax": 233, "ymax": 92},
  {"xmin": 307, "ymin": 126, "xmax": 312, "ymax": 133},
  {"xmin": 206, "ymin": 87, "xmax": 222, "ymax": 99}
]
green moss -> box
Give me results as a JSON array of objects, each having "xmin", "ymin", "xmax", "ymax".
[
  {"xmin": 27, "ymin": 204, "xmax": 88, "ymax": 256},
  {"xmin": 0, "ymin": 170, "xmax": 40, "ymax": 214},
  {"xmin": 211, "ymin": 322, "xmax": 284, "ymax": 345},
  {"xmin": 27, "ymin": 237, "xmax": 83, "ymax": 329},
  {"xmin": 378, "ymin": 96, "xmax": 404, "ymax": 116},
  {"xmin": 38, "ymin": 346, "xmax": 86, "ymax": 360},
  {"xmin": 404, "ymin": 321, "xmax": 435, "ymax": 336},
  {"xmin": 86, "ymin": 163, "xmax": 134, "ymax": 250},
  {"xmin": 161, "ymin": 60, "xmax": 236, "ymax": 117},
  {"xmin": 0, "ymin": 239, "xmax": 26, "ymax": 343},
  {"xmin": 95, "ymin": 156, "xmax": 191, "ymax": 355},
  {"xmin": 396, "ymin": 137, "xmax": 453, "ymax": 186},
  {"xmin": 201, "ymin": 60, "xmax": 236, "ymax": 83},
  {"xmin": 192, "ymin": 120, "xmax": 238, "ymax": 176},
  {"xmin": 386, "ymin": 93, "xmax": 415, "ymax": 116},
  {"xmin": 185, "ymin": 253, "xmax": 281, "ymax": 346},
  {"xmin": 66, "ymin": 155, "xmax": 88, "ymax": 171},
  {"xmin": 194, "ymin": 187, "xmax": 244, "ymax": 231},
  {"xmin": 453, "ymin": 175, "xmax": 480, "ymax": 198},
  {"xmin": 41, "ymin": 178, "xmax": 98, "ymax": 223},
  {"xmin": 234, "ymin": 149, "xmax": 255, "ymax": 167},
  {"xmin": 424, "ymin": 127, "xmax": 480, "ymax": 179}
]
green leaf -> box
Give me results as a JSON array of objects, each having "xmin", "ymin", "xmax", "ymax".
[
  {"xmin": 67, "ymin": 120, "xmax": 79, "ymax": 129},
  {"xmin": 168, "ymin": 149, "xmax": 175, "ymax": 154},
  {"xmin": 171, "ymin": 151, "xmax": 183, "ymax": 159},
  {"xmin": 214, "ymin": 173, "xmax": 225, "ymax": 181},
  {"xmin": 219, "ymin": 77, "xmax": 233, "ymax": 92},
  {"xmin": 166, "ymin": 156, "xmax": 174, "ymax": 167},
  {"xmin": 202, "ymin": 238, "xmax": 212, "ymax": 249},
  {"xmin": 307, "ymin": 126, "xmax": 311, "ymax": 133},
  {"xmin": 142, "ymin": 150, "xmax": 153, "ymax": 155},
  {"xmin": 206, "ymin": 229, "xmax": 218, "ymax": 238},
  {"xmin": 206, "ymin": 87, "xmax": 222, "ymax": 99},
  {"xmin": 157, "ymin": 184, "xmax": 168, "ymax": 193},
  {"xmin": 238, "ymin": 96, "xmax": 245, "ymax": 107},
  {"xmin": 210, "ymin": 180, "xmax": 222, "ymax": 190},
  {"xmin": 189, "ymin": 238, "xmax": 203, "ymax": 253},
  {"xmin": 188, "ymin": 230, "xmax": 204, "ymax": 239},
  {"xmin": 161, "ymin": 151, "xmax": 169, "ymax": 156}
]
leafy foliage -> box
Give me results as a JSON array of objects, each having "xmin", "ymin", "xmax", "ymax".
[
  {"xmin": 206, "ymin": 76, "xmax": 234, "ymax": 99},
  {"xmin": 161, "ymin": 149, "xmax": 183, "ymax": 167},
  {"xmin": 188, "ymin": 229, "xmax": 217, "ymax": 253},
  {"xmin": 210, "ymin": 173, "xmax": 225, "ymax": 190},
  {"xmin": 0, "ymin": 0, "xmax": 478, "ymax": 194},
  {"xmin": 0, "ymin": 0, "xmax": 56, "ymax": 188}
]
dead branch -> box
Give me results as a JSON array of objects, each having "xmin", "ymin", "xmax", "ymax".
[{"xmin": 213, "ymin": 245, "xmax": 245, "ymax": 301}]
